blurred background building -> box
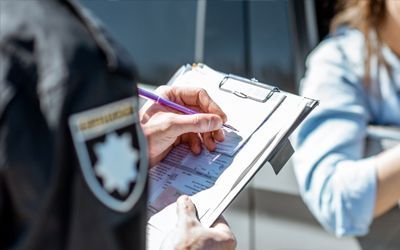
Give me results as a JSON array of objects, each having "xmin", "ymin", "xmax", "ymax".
[{"xmin": 81, "ymin": 0, "xmax": 360, "ymax": 249}]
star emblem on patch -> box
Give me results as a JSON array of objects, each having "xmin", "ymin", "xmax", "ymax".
[
  {"xmin": 69, "ymin": 97, "xmax": 147, "ymax": 212},
  {"xmin": 94, "ymin": 132, "xmax": 139, "ymax": 196}
]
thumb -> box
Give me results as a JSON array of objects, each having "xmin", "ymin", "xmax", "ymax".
[
  {"xmin": 176, "ymin": 195, "xmax": 200, "ymax": 228},
  {"xmin": 168, "ymin": 113, "xmax": 223, "ymax": 136}
]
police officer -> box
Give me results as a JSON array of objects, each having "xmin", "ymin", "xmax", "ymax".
[{"xmin": 0, "ymin": 0, "xmax": 235, "ymax": 249}]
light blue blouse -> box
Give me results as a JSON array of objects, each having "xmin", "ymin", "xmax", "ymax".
[{"xmin": 293, "ymin": 28, "xmax": 400, "ymax": 237}]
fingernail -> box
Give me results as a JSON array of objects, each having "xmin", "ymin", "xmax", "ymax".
[
  {"xmin": 180, "ymin": 195, "xmax": 189, "ymax": 202},
  {"xmin": 222, "ymin": 115, "xmax": 228, "ymax": 123},
  {"xmin": 211, "ymin": 116, "xmax": 222, "ymax": 130}
]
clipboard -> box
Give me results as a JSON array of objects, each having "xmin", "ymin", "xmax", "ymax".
[{"xmin": 148, "ymin": 64, "xmax": 318, "ymax": 250}]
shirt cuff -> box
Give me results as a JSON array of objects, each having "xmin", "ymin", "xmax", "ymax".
[{"xmin": 332, "ymin": 156, "xmax": 377, "ymax": 236}]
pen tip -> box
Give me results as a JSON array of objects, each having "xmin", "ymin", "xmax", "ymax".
[{"xmin": 224, "ymin": 124, "xmax": 239, "ymax": 132}]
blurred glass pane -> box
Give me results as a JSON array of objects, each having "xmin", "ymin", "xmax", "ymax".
[
  {"xmin": 80, "ymin": 0, "xmax": 296, "ymax": 92},
  {"xmin": 203, "ymin": 1, "xmax": 246, "ymax": 76},
  {"xmin": 249, "ymin": 0, "xmax": 295, "ymax": 92},
  {"xmin": 81, "ymin": 0, "xmax": 196, "ymax": 85},
  {"xmin": 204, "ymin": 0, "xmax": 295, "ymax": 92}
]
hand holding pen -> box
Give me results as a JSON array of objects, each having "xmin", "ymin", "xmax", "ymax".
[
  {"xmin": 138, "ymin": 87, "xmax": 238, "ymax": 131},
  {"xmin": 138, "ymin": 86, "xmax": 233, "ymax": 166}
]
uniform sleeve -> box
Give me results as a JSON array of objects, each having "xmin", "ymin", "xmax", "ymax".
[
  {"xmin": 0, "ymin": 175, "xmax": 4, "ymax": 221},
  {"xmin": 0, "ymin": 175, "xmax": 7, "ymax": 247},
  {"xmin": 292, "ymin": 38, "xmax": 377, "ymax": 237}
]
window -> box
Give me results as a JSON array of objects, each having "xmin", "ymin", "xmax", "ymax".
[
  {"xmin": 81, "ymin": 0, "xmax": 316, "ymax": 93},
  {"xmin": 81, "ymin": 0, "xmax": 197, "ymax": 84}
]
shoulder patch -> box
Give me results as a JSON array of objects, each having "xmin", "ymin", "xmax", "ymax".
[{"xmin": 69, "ymin": 97, "xmax": 147, "ymax": 212}]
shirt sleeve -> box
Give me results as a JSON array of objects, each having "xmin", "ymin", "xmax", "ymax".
[{"xmin": 292, "ymin": 37, "xmax": 378, "ymax": 237}]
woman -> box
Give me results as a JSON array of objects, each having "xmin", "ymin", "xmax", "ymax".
[{"xmin": 293, "ymin": 0, "xmax": 400, "ymax": 238}]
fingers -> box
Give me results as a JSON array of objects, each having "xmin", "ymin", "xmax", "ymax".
[
  {"xmin": 176, "ymin": 195, "xmax": 200, "ymax": 229},
  {"xmin": 165, "ymin": 113, "xmax": 223, "ymax": 136},
  {"xmin": 183, "ymin": 131, "xmax": 223, "ymax": 153},
  {"xmin": 153, "ymin": 86, "xmax": 227, "ymax": 148},
  {"xmin": 182, "ymin": 133, "xmax": 202, "ymax": 154},
  {"xmin": 157, "ymin": 86, "xmax": 228, "ymax": 123},
  {"xmin": 167, "ymin": 113, "xmax": 224, "ymax": 151},
  {"xmin": 203, "ymin": 132, "xmax": 217, "ymax": 151},
  {"xmin": 177, "ymin": 195, "xmax": 197, "ymax": 218},
  {"xmin": 210, "ymin": 216, "xmax": 237, "ymax": 249},
  {"xmin": 163, "ymin": 113, "xmax": 224, "ymax": 152},
  {"xmin": 174, "ymin": 197, "xmax": 236, "ymax": 250},
  {"xmin": 213, "ymin": 129, "xmax": 225, "ymax": 142},
  {"xmin": 211, "ymin": 216, "xmax": 231, "ymax": 233}
]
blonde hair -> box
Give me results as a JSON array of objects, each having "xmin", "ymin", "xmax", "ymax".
[{"xmin": 330, "ymin": 0, "xmax": 388, "ymax": 88}]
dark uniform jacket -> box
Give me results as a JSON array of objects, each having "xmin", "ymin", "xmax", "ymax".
[{"xmin": 0, "ymin": 0, "xmax": 147, "ymax": 249}]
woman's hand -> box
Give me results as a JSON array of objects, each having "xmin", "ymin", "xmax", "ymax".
[{"xmin": 139, "ymin": 86, "xmax": 227, "ymax": 167}]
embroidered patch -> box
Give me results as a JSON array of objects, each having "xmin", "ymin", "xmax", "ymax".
[{"xmin": 69, "ymin": 97, "xmax": 147, "ymax": 212}]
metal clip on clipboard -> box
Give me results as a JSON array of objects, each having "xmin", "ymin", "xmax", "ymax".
[{"xmin": 219, "ymin": 74, "xmax": 279, "ymax": 102}]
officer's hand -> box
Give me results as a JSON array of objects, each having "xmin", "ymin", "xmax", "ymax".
[
  {"xmin": 161, "ymin": 195, "xmax": 236, "ymax": 250},
  {"xmin": 140, "ymin": 86, "xmax": 227, "ymax": 166}
]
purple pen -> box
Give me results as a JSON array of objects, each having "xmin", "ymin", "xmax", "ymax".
[{"xmin": 138, "ymin": 87, "xmax": 238, "ymax": 132}]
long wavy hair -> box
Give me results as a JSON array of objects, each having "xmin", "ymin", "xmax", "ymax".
[{"xmin": 330, "ymin": 0, "xmax": 388, "ymax": 88}]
